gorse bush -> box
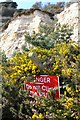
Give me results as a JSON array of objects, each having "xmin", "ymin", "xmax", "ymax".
[
  {"xmin": 2, "ymin": 41, "xmax": 80, "ymax": 120},
  {"xmin": 23, "ymin": 23, "xmax": 72, "ymax": 50}
]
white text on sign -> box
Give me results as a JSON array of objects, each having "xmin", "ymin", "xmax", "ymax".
[{"xmin": 36, "ymin": 77, "xmax": 50, "ymax": 83}]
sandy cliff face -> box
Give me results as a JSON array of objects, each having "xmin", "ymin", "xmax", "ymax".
[
  {"xmin": 0, "ymin": 10, "xmax": 53, "ymax": 58},
  {"xmin": 57, "ymin": 2, "xmax": 79, "ymax": 42}
]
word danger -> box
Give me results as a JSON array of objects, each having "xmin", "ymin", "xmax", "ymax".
[{"xmin": 36, "ymin": 76, "xmax": 50, "ymax": 83}]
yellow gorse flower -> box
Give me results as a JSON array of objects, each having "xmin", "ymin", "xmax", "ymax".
[
  {"xmin": 65, "ymin": 98, "xmax": 73, "ymax": 109},
  {"xmin": 32, "ymin": 114, "xmax": 39, "ymax": 119},
  {"xmin": 38, "ymin": 113, "xmax": 44, "ymax": 119}
]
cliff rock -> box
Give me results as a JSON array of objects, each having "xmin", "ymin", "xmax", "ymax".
[
  {"xmin": 57, "ymin": 2, "xmax": 79, "ymax": 42},
  {"xmin": 0, "ymin": 9, "xmax": 54, "ymax": 58}
]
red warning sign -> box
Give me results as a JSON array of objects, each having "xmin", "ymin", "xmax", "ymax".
[{"xmin": 24, "ymin": 75, "xmax": 60, "ymax": 98}]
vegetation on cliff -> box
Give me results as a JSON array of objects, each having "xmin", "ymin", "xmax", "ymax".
[{"xmin": 1, "ymin": 23, "xmax": 80, "ymax": 120}]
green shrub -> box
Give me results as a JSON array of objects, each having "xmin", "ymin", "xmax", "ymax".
[{"xmin": 24, "ymin": 24, "xmax": 72, "ymax": 50}]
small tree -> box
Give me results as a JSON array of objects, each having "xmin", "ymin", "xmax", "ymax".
[{"xmin": 32, "ymin": 1, "xmax": 43, "ymax": 9}]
